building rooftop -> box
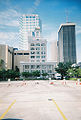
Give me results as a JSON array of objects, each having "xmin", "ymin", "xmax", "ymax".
[{"xmin": 58, "ymin": 22, "xmax": 76, "ymax": 32}]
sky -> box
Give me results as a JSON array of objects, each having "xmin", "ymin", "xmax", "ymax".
[{"xmin": 0, "ymin": 0, "xmax": 81, "ymax": 62}]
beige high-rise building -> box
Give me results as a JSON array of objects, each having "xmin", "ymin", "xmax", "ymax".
[
  {"xmin": 0, "ymin": 44, "xmax": 13, "ymax": 70},
  {"xmin": 48, "ymin": 41, "xmax": 58, "ymax": 62}
]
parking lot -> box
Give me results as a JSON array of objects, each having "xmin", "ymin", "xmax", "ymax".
[{"xmin": 0, "ymin": 80, "xmax": 81, "ymax": 120}]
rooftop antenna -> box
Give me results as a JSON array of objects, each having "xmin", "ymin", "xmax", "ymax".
[{"xmin": 65, "ymin": 9, "xmax": 69, "ymax": 23}]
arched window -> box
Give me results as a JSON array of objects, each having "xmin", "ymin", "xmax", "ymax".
[
  {"xmin": 36, "ymin": 43, "xmax": 40, "ymax": 46},
  {"xmin": 31, "ymin": 43, "xmax": 35, "ymax": 46},
  {"xmin": 31, "ymin": 47, "xmax": 35, "ymax": 50},
  {"xmin": 41, "ymin": 43, "xmax": 45, "ymax": 46}
]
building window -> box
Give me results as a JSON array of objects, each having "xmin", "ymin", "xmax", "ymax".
[
  {"xmin": 36, "ymin": 47, "xmax": 40, "ymax": 50},
  {"xmin": 31, "ymin": 43, "xmax": 35, "ymax": 46},
  {"xmin": 25, "ymin": 65, "xmax": 29, "ymax": 69},
  {"xmin": 37, "ymin": 51, "xmax": 40, "ymax": 54},
  {"xmin": 36, "ymin": 43, "xmax": 40, "ymax": 46},
  {"xmin": 48, "ymin": 65, "xmax": 51, "ymax": 69},
  {"xmin": 41, "ymin": 56, "xmax": 45, "ymax": 58},
  {"xmin": 31, "ymin": 60, "xmax": 35, "ymax": 62},
  {"xmin": 31, "ymin": 56, "xmax": 35, "ymax": 58},
  {"xmin": 36, "ymin": 65, "xmax": 40, "ymax": 69},
  {"xmin": 31, "ymin": 47, "xmax": 35, "ymax": 50},
  {"xmin": 31, "ymin": 52, "xmax": 35, "ymax": 54},
  {"xmin": 42, "ymin": 70, "xmax": 46, "ymax": 73},
  {"xmin": 42, "ymin": 65, "xmax": 46, "ymax": 69},
  {"xmin": 41, "ymin": 43, "xmax": 45, "ymax": 46},
  {"xmin": 24, "ymin": 53, "xmax": 29, "ymax": 55},
  {"xmin": 31, "ymin": 65, "xmax": 35, "ymax": 69},
  {"xmin": 41, "ymin": 47, "xmax": 46, "ymax": 50},
  {"xmin": 42, "ymin": 60, "xmax": 45, "ymax": 62},
  {"xmin": 25, "ymin": 70, "xmax": 29, "ymax": 72},
  {"xmin": 36, "ymin": 60, "xmax": 40, "ymax": 62},
  {"xmin": 36, "ymin": 56, "xmax": 40, "ymax": 58},
  {"xmin": 48, "ymin": 70, "xmax": 52, "ymax": 73},
  {"xmin": 41, "ymin": 51, "xmax": 46, "ymax": 54},
  {"xmin": 17, "ymin": 53, "xmax": 23, "ymax": 55}
]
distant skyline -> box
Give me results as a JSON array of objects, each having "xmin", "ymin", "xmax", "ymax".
[{"xmin": 0, "ymin": 0, "xmax": 81, "ymax": 62}]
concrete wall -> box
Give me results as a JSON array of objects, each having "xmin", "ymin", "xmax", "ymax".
[
  {"xmin": 0, "ymin": 44, "xmax": 13, "ymax": 70},
  {"xmin": 48, "ymin": 41, "xmax": 58, "ymax": 62},
  {"xmin": 14, "ymin": 50, "xmax": 30, "ymax": 70}
]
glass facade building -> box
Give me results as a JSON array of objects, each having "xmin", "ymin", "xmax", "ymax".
[
  {"xmin": 19, "ymin": 14, "xmax": 42, "ymax": 50},
  {"xmin": 58, "ymin": 23, "xmax": 76, "ymax": 64}
]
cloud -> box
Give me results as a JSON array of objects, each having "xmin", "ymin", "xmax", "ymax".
[
  {"xmin": 27, "ymin": 0, "xmax": 41, "ymax": 13},
  {"xmin": 42, "ymin": 24, "xmax": 58, "ymax": 42},
  {"xmin": 0, "ymin": 8, "xmax": 21, "ymax": 48},
  {"xmin": 76, "ymin": 25, "xmax": 81, "ymax": 35},
  {"xmin": 46, "ymin": 31, "xmax": 57, "ymax": 42},
  {"xmin": 0, "ymin": 32, "xmax": 19, "ymax": 48},
  {"xmin": 0, "ymin": 9, "xmax": 21, "ymax": 27}
]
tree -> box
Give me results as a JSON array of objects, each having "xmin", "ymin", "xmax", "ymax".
[
  {"xmin": 15, "ymin": 71, "xmax": 20, "ymax": 78},
  {"xmin": 6, "ymin": 69, "xmax": 15, "ymax": 79},
  {"xmin": 22, "ymin": 72, "xmax": 31, "ymax": 78},
  {"xmin": 0, "ymin": 59, "xmax": 5, "ymax": 70},
  {"xmin": 42, "ymin": 73, "xmax": 48, "ymax": 79},
  {"xmin": 67, "ymin": 68, "xmax": 75, "ymax": 78},
  {"xmin": 32, "ymin": 70, "xmax": 40, "ymax": 77},
  {"xmin": 0, "ymin": 69, "xmax": 6, "ymax": 81},
  {"xmin": 55, "ymin": 62, "xmax": 72, "ymax": 79},
  {"xmin": 76, "ymin": 68, "xmax": 81, "ymax": 78}
]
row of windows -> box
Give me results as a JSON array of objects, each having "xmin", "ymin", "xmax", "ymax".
[
  {"xmin": 26, "ymin": 16, "xmax": 36, "ymax": 18},
  {"xmin": 31, "ymin": 43, "xmax": 45, "ymax": 46},
  {"xmin": 25, "ymin": 69, "xmax": 52, "ymax": 73},
  {"xmin": 23, "ymin": 23, "xmax": 39, "ymax": 25},
  {"xmin": 24, "ymin": 65, "xmax": 52, "ymax": 73},
  {"xmin": 31, "ymin": 51, "xmax": 45, "ymax": 54},
  {"xmin": 31, "ymin": 47, "xmax": 46, "ymax": 50},
  {"xmin": 14, "ymin": 53, "xmax": 29, "ymax": 55},
  {"xmin": 31, "ymin": 56, "xmax": 46, "ymax": 58},
  {"xmin": 31, "ymin": 60, "xmax": 45, "ymax": 62},
  {"xmin": 25, "ymin": 65, "xmax": 52, "ymax": 69}
]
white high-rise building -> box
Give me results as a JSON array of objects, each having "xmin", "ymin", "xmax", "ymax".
[{"xmin": 19, "ymin": 14, "xmax": 42, "ymax": 50}]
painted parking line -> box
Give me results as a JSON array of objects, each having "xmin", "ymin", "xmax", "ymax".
[
  {"xmin": 52, "ymin": 99, "xmax": 67, "ymax": 120},
  {"xmin": 0, "ymin": 100, "xmax": 16, "ymax": 120}
]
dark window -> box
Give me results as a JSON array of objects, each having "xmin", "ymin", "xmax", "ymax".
[
  {"xmin": 31, "ymin": 56, "xmax": 35, "ymax": 58},
  {"xmin": 24, "ymin": 53, "xmax": 29, "ymax": 55},
  {"xmin": 14, "ymin": 53, "xmax": 16, "ymax": 55},
  {"xmin": 17, "ymin": 53, "xmax": 23, "ymax": 55}
]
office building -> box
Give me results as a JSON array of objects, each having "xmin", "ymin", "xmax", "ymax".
[
  {"xmin": 0, "ymin": 44, "xmax": 13, "ymax": 70},
  {"xmin": 19, "ymin": 14, "xmax": 42, "ymax": 50},
  {"xmin": 28, "ymin": 28, "xmax": 47, "ymax": 63},
  {"xmin": 58, "ymin": 23, "xmax": 76, "ymax": 63},
  {"xmin": 20, "ymin": 61, "xmax": 57, "ymax": 77},
  {"xmin": 48, "ymin": 41, "xmax": 58, "ymax": 62},
  {"xmin": 14, "ymin": 50, "xmax": 30, "ymax": 70}
]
